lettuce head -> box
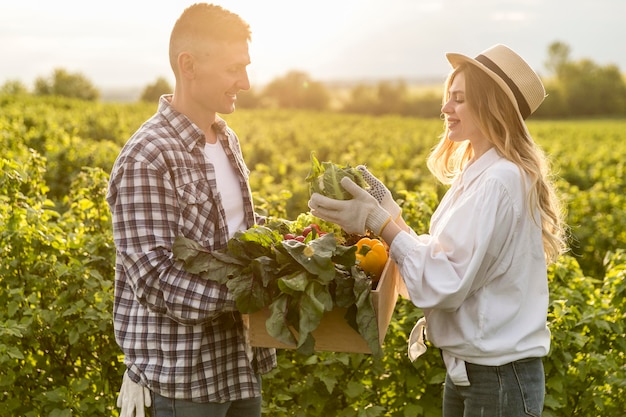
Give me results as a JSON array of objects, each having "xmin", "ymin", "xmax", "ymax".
[{"xmin": 306, "ymin": 152, "xmax": 367, "ymax": 200}]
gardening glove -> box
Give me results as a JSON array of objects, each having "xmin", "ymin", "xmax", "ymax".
[
  {"xmin": 357, "ymin": 165, "xmax": 402, "ymax": 220},
  {"xmin": 117, "ymin": 370, "xmax": 151, "ymax": 417},
  {"xmin": 408, "ymin": 317, "xmax": 427, "ymax": 363},
  {"xmin": 309, "ymin": 176, "xmax": 392, "ymax": 236}
]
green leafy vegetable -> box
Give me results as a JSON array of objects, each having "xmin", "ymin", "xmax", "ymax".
[
  {"xmin": 306, "ymin": 152, "xmax": 367, "ymax": 200},
  {"xmin": 267, "ymin": 295, "xmax": 297, "ymax": 346},
  {"xmin": 172, "ymin": 218, "xmax": 382, "ymax": 357}
]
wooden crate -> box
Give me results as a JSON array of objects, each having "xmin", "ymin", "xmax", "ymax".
[{"xmin": 245, "ymin": 259, "xmax": 400, "ymax": 353}]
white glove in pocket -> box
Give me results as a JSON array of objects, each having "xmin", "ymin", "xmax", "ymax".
[
  {"xmin": 408, "ymin": 317, "xmax": 427, "ymax": 362},
  {"xmin": 117, "ymin": 370, "xmax": 151, "ymax": 417}
]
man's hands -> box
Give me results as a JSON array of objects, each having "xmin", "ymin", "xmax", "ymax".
[
  {"xmin": 117, "ymin": 370, "xmax": 151, "ymax": 417},
  {"xmin": 357, "ymin": 165, "xmax": 401, "ymax": 220},
  {"xmin": 309, "ymin": 177, "xmax": 391, "ymax": 236}
]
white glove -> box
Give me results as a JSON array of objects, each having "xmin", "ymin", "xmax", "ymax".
[
  {"xmin": 408, "ymin": 317, "xmax": 427, "ymax": 362},
  {"xmin": 308, "ymin": 177, "xmax": 392, "ymax": 236},
  {"xmin": 117, "ymin": 370, "xmax": 151, "ymax": 417},
  {"xmin": 357, "ymin": 165, "xmax": 402, "ymax": 220}
]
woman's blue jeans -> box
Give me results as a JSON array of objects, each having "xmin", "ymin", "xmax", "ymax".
[{"xmin": 442, "ymin": 357, "xmax": 545, "ymax": 417}]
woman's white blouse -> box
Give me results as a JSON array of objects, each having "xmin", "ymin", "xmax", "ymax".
[{"xmin": 390, "ymin": 148, "xmax": 550, "ymax": 385}]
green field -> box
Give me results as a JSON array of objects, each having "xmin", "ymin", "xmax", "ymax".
[{"xmin": 1, "ymin": 95, "xmax": 624, "ymax": 416}]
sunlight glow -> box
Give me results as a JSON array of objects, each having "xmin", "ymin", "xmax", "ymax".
[{"xmin": 491, "ymin": 11, "xmax": 527, "ymax": 22}]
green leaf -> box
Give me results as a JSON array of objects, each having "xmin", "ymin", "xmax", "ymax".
[
  {"xmin": 6, "ymin": 346, "xmax": 24, "ymax": 360},
  {"xmin": 196, "ymin": 259, "xmax": 241, "ymax": 285},
  {"xmin": 49, "ymin": 409, "xmax": 72, "ymax": 417},
  {"xmin": 353, "ymin": 273, "xmax": 381, "ymax": 358},
  {"xmin": 344, "ymin": 380, "xmax": 365, "ymax": 398},
  {"xmin": 334, "ymin": 269, "xmax": 361, "ymax": 308},
  {"xmin": 0, "ymin": 320, "xmax": 27, "ymax": 338},
  {"xmin": 173, "ymin": 236, "xmax": 244, "ymax": 284},
  {"xmin": 296, "ymin": 332, "xmax": 316, "ymax": 356},
  {"xmin": 70, "ymin": 377, "xmax": 90, "ymax": 392},
  {"xmin": 42, "ymin": 387, "xmax": 67, "ymax": 403},
  {"xmin": 277, "ymin": 270, "xmax": 310, "ymax": 295},
  {"xmin": 360, "ymin": 405, "xmax": 386, "ymax": 417},
  {"xmin": 297, "ymin": 281, "xmax": 333, "ymax": 348},
  {"xmin": 7, "ymin": 301, "xmax": 19, "ymax": 318},
  {"xmin": 250, "ymin": 255, "xmax": 280, "ymax": 289},
  {"xmin": 403, "ymin": 404, "xmax": 423, "ymax": 417},
  {"xmin": 332, "ymin": 242, "xmax": 358, "ymax": 267},
  {"xmin": 228, "ymin": 226, "xmax": 280, "ymax": 260},
  {"xmin": 172, "ymin": 235, "xmax": 208, "ymax": 263},
  {"xmin": 319, "ymin": 374, "xmax": 338, "ymax": 393},
  {"xmin": 227, "ymin": 269, "xmax": 270, "ymax": 314},
  {"xmin": 68, "ymin": 328, "xmax": 80, "ymax": 345},
  {"xmin": 281, "ymin": 233, "xmax": 337, "ymax": 283},
  {"xmin": 209, "ymin": 250, "xmax": 247, "ymax": 267},
  {"xmin": 266, "ymin": 295, "xmax": 297, "ymax": 346}
]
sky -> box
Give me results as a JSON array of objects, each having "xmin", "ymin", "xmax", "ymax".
[{"xmin": 1, "ymin": 0, "xmax": 625, "ymax": 91}]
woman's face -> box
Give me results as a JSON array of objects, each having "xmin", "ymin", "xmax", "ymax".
[{"xmin": 442, "ymin": 71, "xmax": 491, "ymax": 157}]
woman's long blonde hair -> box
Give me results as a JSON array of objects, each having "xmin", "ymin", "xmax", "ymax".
[{"xmin": 427, "ymin": 64, "xmax": 567, "ymax": 264}]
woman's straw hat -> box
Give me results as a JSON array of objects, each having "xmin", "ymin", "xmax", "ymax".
[{"xmin": 446, "ymin": 44, "xmax": 546, "ymax": 119}]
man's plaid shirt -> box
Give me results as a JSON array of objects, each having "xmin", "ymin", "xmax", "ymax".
[{"xmin": 106, "ymin": 95, "xmax": 276, "ymax": 402}]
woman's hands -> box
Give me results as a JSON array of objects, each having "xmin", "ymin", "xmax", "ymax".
[
  {"xmin": 357, "ymin": 165, "xmax": 401, "ymax": 220},
  {"xmin": 308, "ymin": 176, "xmax": 392, "ymax": 236}
]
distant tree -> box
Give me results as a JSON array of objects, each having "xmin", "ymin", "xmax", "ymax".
[
  {"xmin": 535, "ymin": 85, "xmax": 568, "ymax": 119},
  {"xmin": 34, "ymin": 68, "xmax": 99, "ymax": 101},
  {"xmin": 539, "ymin": 41, "xmax": 626, "ymax": 117},
  {"xmin": 342, "ymin": 80, "xmax": 439, "ymax": 117},
  {"xmin": 263, "ymin": 71, "xmax": 330, "ymax": 110},
  {"xmin": 1, "ymin": 79, "xmax": 29, "ymax": 95},
  {"xmin": 376, "ymin": 80, "xmax": 409, "ymax": 115},
  {"xmin": 559, "ymin": 60, "xmax": 626, "ymax": 116},
  {"xmin": 140, "ymin": 76, "xmax": 172, "ymax": 102},
  {"xmin": 405, "ymin": 92, "xmax": 442, "ymax": 118},
  {"xmin": 342, "ymin": 84, "xmax": 378, "ymax": 114},
  {"xmin": 545, "ymin": 41, "xmax": 571, "ymax": 77}
]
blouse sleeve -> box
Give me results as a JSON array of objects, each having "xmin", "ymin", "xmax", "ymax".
[{"xmin": 390, "ymin": 177, "xmax": 520, "ymax": 311}]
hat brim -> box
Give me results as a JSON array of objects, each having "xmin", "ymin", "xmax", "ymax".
[{"xmin": 446, "ymin": 52, "xmax": 521, "ymax": 118}]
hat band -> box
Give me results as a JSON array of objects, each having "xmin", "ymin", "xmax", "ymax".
[{"xmin": 476, "ymin": 54, "xmax": 531, "ymax": 119}]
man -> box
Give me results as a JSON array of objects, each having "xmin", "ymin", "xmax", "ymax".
[{"xmin": 107, "ymin": 4, "xmax": 276, "ymax": 416}]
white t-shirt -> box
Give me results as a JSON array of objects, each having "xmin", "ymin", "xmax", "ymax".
[
  {"xmin": 203, "ymin": 140, "xmax": 246, "ymax": 239},
  {"xmin": 204, "ymin": 138, "xmax": 254, "ymax": 362},
  {"xmin": 390, "ymin": 148, "xmax": 550, "ymax": 385}
]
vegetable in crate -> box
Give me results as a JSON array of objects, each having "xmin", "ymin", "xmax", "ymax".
[
  {"xmin": 355, "ymin": 237, "xmax": 388, "ymax": 280},
  {"xmin": 172, "ymin": 220, "xmax": 382, "ymax": 358},
  {"xmin": 306, "ymin": 151, "xmax": 368, "ymax": 200}
]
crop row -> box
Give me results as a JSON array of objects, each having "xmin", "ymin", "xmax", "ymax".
[{"xmin": 0, "ymin": 95, "xmax": 624, "ymax": 416}]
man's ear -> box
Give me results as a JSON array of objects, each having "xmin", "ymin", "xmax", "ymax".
[{"xmin": 178, "ymin": 52, "xmax": 196, "ymax": 79}]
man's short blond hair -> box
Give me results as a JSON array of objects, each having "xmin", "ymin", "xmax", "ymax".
[{"xmin": 169, "ymin": 3, "xmax": 251, "ymax": 76}]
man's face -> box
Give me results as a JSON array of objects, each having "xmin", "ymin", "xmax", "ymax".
[{"xmin": 192, "ymin": 40, "xmax": 251, "ymax": 115}]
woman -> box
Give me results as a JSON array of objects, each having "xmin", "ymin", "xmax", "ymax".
[{"xmin": 308, "ymin": 44, "xmax": 567, "ymax": 416}]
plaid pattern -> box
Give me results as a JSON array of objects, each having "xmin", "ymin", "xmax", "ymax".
[{"xmin": 106, "ymin": 95, "xmax": 276, "ymax": 402}]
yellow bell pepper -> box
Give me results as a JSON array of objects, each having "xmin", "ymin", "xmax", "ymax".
[{"xmin": 355, "ymin": 237, "xmax": 388, "ymax": 279}]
